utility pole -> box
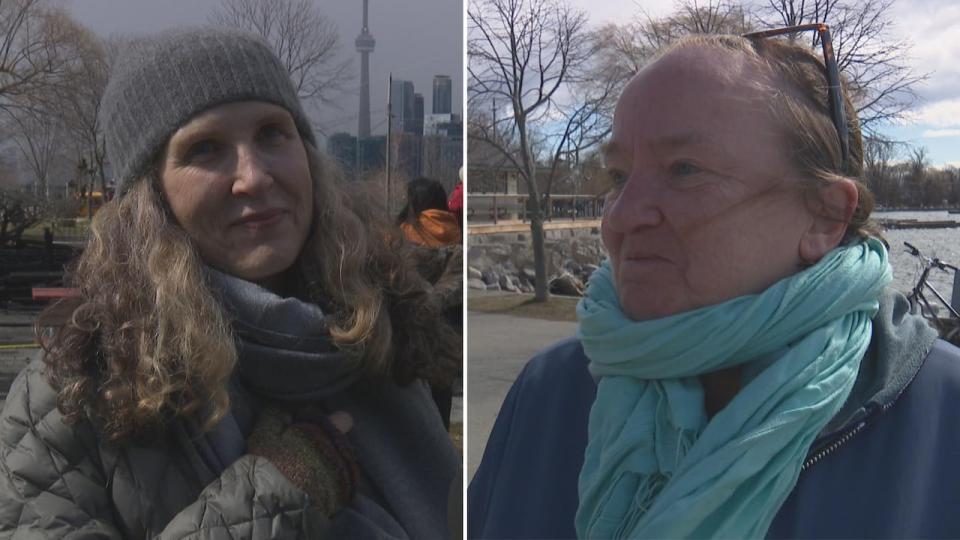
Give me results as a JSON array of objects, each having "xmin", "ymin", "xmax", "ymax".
[{"xmin": 386, "ymin": 73, "xmax": 393, "ymax": 213}]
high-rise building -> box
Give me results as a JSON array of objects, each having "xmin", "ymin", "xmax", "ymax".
[
  {"xmin": 413, "ymin": 93, "xmax": 425, "ymax": 137},
  {"xmin": 355, "ymin": 0, "xmax": 375, "ymax": 137},
  {"xmin": 325, "ymin": 132, "xmax": 387, "ymax": 178},
  {"xmin": 432, "ymin": 75, "xmax": 452, "ymax": 114},
  {"xmin": 390, "ymin": 79, "xmax": 416, "ymax": 134},
  {"xmin": 425, "ymin": 113, "xmax": 462, "ymax": 138}
]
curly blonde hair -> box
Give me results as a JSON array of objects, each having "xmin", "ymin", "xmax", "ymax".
[{"xmin": 40, "ymin": 144, "xmax": 460, "ymax": 442}]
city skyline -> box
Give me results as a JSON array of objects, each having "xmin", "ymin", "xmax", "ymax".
[
  {"xmin": 66, "ymin": 0, "xmax": 463, "ymax": 140},
  {"xmin": 60, "ymin": 0, "xmax": 955, "ymax": 163}
]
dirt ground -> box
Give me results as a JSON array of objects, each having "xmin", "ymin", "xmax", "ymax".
[{"xmin": 468, "ymin": 290, "xmax": 580, "ymax": 321}]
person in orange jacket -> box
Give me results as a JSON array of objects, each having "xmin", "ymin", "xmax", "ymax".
[
  {"xmin": 398, "ymin": 177, "xmax": 462, "ymax": 247},
  {"xmin": 447, "ymin": 166, "xmax": 464, "ymax": 228},
  {"xmin": 397, "ymin": 177, "xmax": 462, "ymax": 431}
]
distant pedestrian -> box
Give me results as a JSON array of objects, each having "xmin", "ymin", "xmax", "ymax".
[
  {"xmin": 398, "ymin": 177, "xmax": 462, "ymax": 247},
  {"xmin": 397, "ymin": 177, "xmax": 462, "ymax": 430},
  {"xmin": 448, "ymin": 166, "xmax": 464, "ymax": 227}
]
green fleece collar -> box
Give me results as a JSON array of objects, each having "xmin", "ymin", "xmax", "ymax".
[{"xmin": 820, "ymin": 288, "xmax": 939, "ymax": 437}]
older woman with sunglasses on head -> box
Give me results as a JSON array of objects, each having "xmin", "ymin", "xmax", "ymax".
[
  {"xmin": 469, "ymin": 29, "xmax": 960, "ymax": 539},
  {"xmin": 0, "ymin": 28, "xmax": 460, "ymax": 539}
]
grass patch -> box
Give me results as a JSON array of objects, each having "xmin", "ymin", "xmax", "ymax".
[
  {"xmin": 22, "ymin": 219, "xmax": 90, "ymax": 242},
  {"xmin": 468, "ymin": 292, "xmax": 579, "ymax": 322}
]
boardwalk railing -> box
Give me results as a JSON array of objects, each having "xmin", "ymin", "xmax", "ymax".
[{"xmin": 467, "ymin": 193, "xmax": 604, "ymax": 224}]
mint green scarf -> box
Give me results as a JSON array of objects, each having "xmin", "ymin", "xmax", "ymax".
[{"xmin": 575, "ymin": 238, "xmax": 891, "ymax": 539}]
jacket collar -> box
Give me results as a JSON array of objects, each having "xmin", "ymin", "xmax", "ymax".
[{"xmin": 819, "ymin": 287, "xmax": 938, "ymax": 437}]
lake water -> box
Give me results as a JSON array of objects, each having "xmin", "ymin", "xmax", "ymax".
[{"xmin": 875, "ymin": 211, "xmax": 960, "ymax": 302}]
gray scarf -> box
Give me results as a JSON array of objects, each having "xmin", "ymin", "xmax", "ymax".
[
  {"xmin": 183, "ymin": 268, "xmax": 457, "ymax": 539},
  {"xmin": 206, "ymin": 268, "xmax": 363, "ymax": 400}
]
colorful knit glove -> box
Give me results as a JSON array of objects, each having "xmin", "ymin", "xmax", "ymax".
[{"xmin": 246, "ymin": 406, "xmax": 360, "ymax": 517}]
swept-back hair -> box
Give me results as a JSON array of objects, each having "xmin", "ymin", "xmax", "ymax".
[
  {"xmin": 40, "ymin": 144, "xmax": 459, "ymax": 441},
  {"xmin": 662, "ymin": 34, "xmax": 879, "ymax": 243}
]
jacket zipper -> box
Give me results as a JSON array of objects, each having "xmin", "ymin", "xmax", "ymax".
[
  {"xmin": 800, "ymin": 420, "xmax": 867, "ymax": 471},
  {"xmin": 799, "ymin": 325, "xmax": 942, "ymax": 474},
  {"xmin": 800, "ymin": 357, "xmax": 924, "ymax": 472}
]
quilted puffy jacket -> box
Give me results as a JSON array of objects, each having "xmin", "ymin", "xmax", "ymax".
[{"xmin": 0, "ymin": 360, "xmax": 325, "ymax": 539}]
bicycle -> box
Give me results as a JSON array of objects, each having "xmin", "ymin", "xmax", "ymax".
[{"xmin": 903, "ymin": 241, "xmax": 960, "ymax": 346}]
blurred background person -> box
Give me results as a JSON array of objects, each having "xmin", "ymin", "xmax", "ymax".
[
  {"xmin": 397, "ymin": 176, "xmax": 463, "ymax": 431},
  {"xmin": 398, "ymin": 176, "xmax": 462, "ymax": 248}
]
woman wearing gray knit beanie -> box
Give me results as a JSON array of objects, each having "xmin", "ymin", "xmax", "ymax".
[{"xmin": 0, "ymin": 27, "xmax": 461, "ymax": 539}]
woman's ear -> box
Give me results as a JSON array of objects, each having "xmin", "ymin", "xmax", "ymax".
[{"xmin": 799, "ymin": 178, "xmax": 858, "ymax": 263}]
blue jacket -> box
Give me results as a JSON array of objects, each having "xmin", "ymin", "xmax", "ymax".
[{"xmin": 468, "ymin": 290, "xmax": 960, "ymax": 538}]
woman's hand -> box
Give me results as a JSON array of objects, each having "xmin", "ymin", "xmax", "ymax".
[{"xmin": 246, "ymin": 407, "xmax": 360, "ymax": 517}]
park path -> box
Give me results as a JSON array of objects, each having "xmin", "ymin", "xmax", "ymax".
[
  {"xmin": 0, "ymin": 310, "xmax": 42, "ymax": 409},
  {"xmin": 467, "ymin": 311, "xmax": 578, "ymax": 480}
]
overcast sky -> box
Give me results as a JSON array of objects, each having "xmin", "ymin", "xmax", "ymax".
[
  {"xmin": 65, "ymin": 0, "xmax": 463, "ymax": 140},
  {"xmin": 563, "ymin": 0, "xmax": 960, "ymax": 167},
  {"xmin": 59, "ymin": 0, "xmax": 960, "ymax": 164},
  {"xmin": 883, "ymin": 0, "xmax": 960, "ymax": 167}
]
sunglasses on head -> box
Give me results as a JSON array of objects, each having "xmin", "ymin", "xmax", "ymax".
[{"xmin": 742, "ymin": 23, "xmax": 850, "ymax": 173}]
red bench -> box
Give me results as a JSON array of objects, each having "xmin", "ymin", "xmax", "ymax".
[{"xmin": 31, "ymin": 288, "xmax": 81, "ymax": 301}]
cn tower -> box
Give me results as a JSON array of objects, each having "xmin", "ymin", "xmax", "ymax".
[{"xmin": 355, "ymin": 0, "xmax": 375, "ymax": 138}]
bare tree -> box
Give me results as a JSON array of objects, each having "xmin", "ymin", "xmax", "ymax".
[
  {"xmin": 0, "ymin": 186, "xmax": 77, "ymax": 246},
  {"xmin": 58, "ymin": 27, "xmax": 110, "ymax": 194},
  {"xmin": 862, "ymin": 135, "xmax": 901, "ymax": 206},
  {"xmin": 947, "ymin": 167, "xmax": 960, "ymax": 208},
  {"xmin": 209, "ymin": 0, "xmax": 351, "ymax": 107},
  {"xmin": 3, "ymin": 8, "xmax": 109, "ymax": 202},
  {"xmin": 590, "ymin": 0, "xmax": 752, "ymax": 95},
  {"xmin": 541, "ymin": 79, "xmax": 617, "ymax": 197},
  {"xmin": 31, "ymin": 14, "xmax": 112, "ymax": 199},
  {"xmin": 6, "ymin": 108, "xmax": 70, "ymax": 199},
  {"xmin": 469, "ymin": 0, "xmax": 598, "ymax": 301},
  {"xmin": 864, "ymin": 136, "xmax": 899, "ymax": 175},
  {"xmin": 421, "ymin": 134, "xmax": 463, "ymax": 193},
  {"xmin": 591, "ymin": 23, "xmax": 648, "ymax": 91},
  {"xmin": 593, "ymin": 0, "xmax": 923, "ymax": 138},
  {"xmin": 676, "ymin": 0, "xmax": 753, "ymax": 35},
  {"xmin": 909, "ymin": 146, "xmax": 929, "ymax": 177},
  {"xmin": 0, "ymin": 0, "xmax": 75, "ymax": 119},
  {"xmin": 908, "ymin": 146, "xmax": 929, "ymax": 206},
  {"xmin": 756, "ymin": 0, "xmax": 927, "ymax": 134},
  {"xmin": 0, "ymin": 153, "xmax": 18, "ymax": 190}
]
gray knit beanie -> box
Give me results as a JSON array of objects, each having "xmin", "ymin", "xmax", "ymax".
[{"xmin": 100, "ymin": 27, "xmax": 316, "ymax": 195}]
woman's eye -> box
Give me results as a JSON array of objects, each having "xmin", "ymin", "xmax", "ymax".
[
  {"xmin": 183, "ymin": 140, "xmax": 219, "ymax": 162},
  {"xmin": 605, "ymin": 168, "xmax": 628, "ymax": 187},
  {"xmin": 259, "ymin": 124, "xmax": 290, "ymax": 143},
  {"xmin": 669, "ymin": 161, "xmax": 701, "ymax": 176}
]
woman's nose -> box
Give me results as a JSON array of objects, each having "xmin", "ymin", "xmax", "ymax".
[
  {"xmin": 602, "ymin": 173, "xmax": 663, "ymax": 233},
  {"xmin": 231, "ymin": 145, "xmax": 274, "ymax": 197}
]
